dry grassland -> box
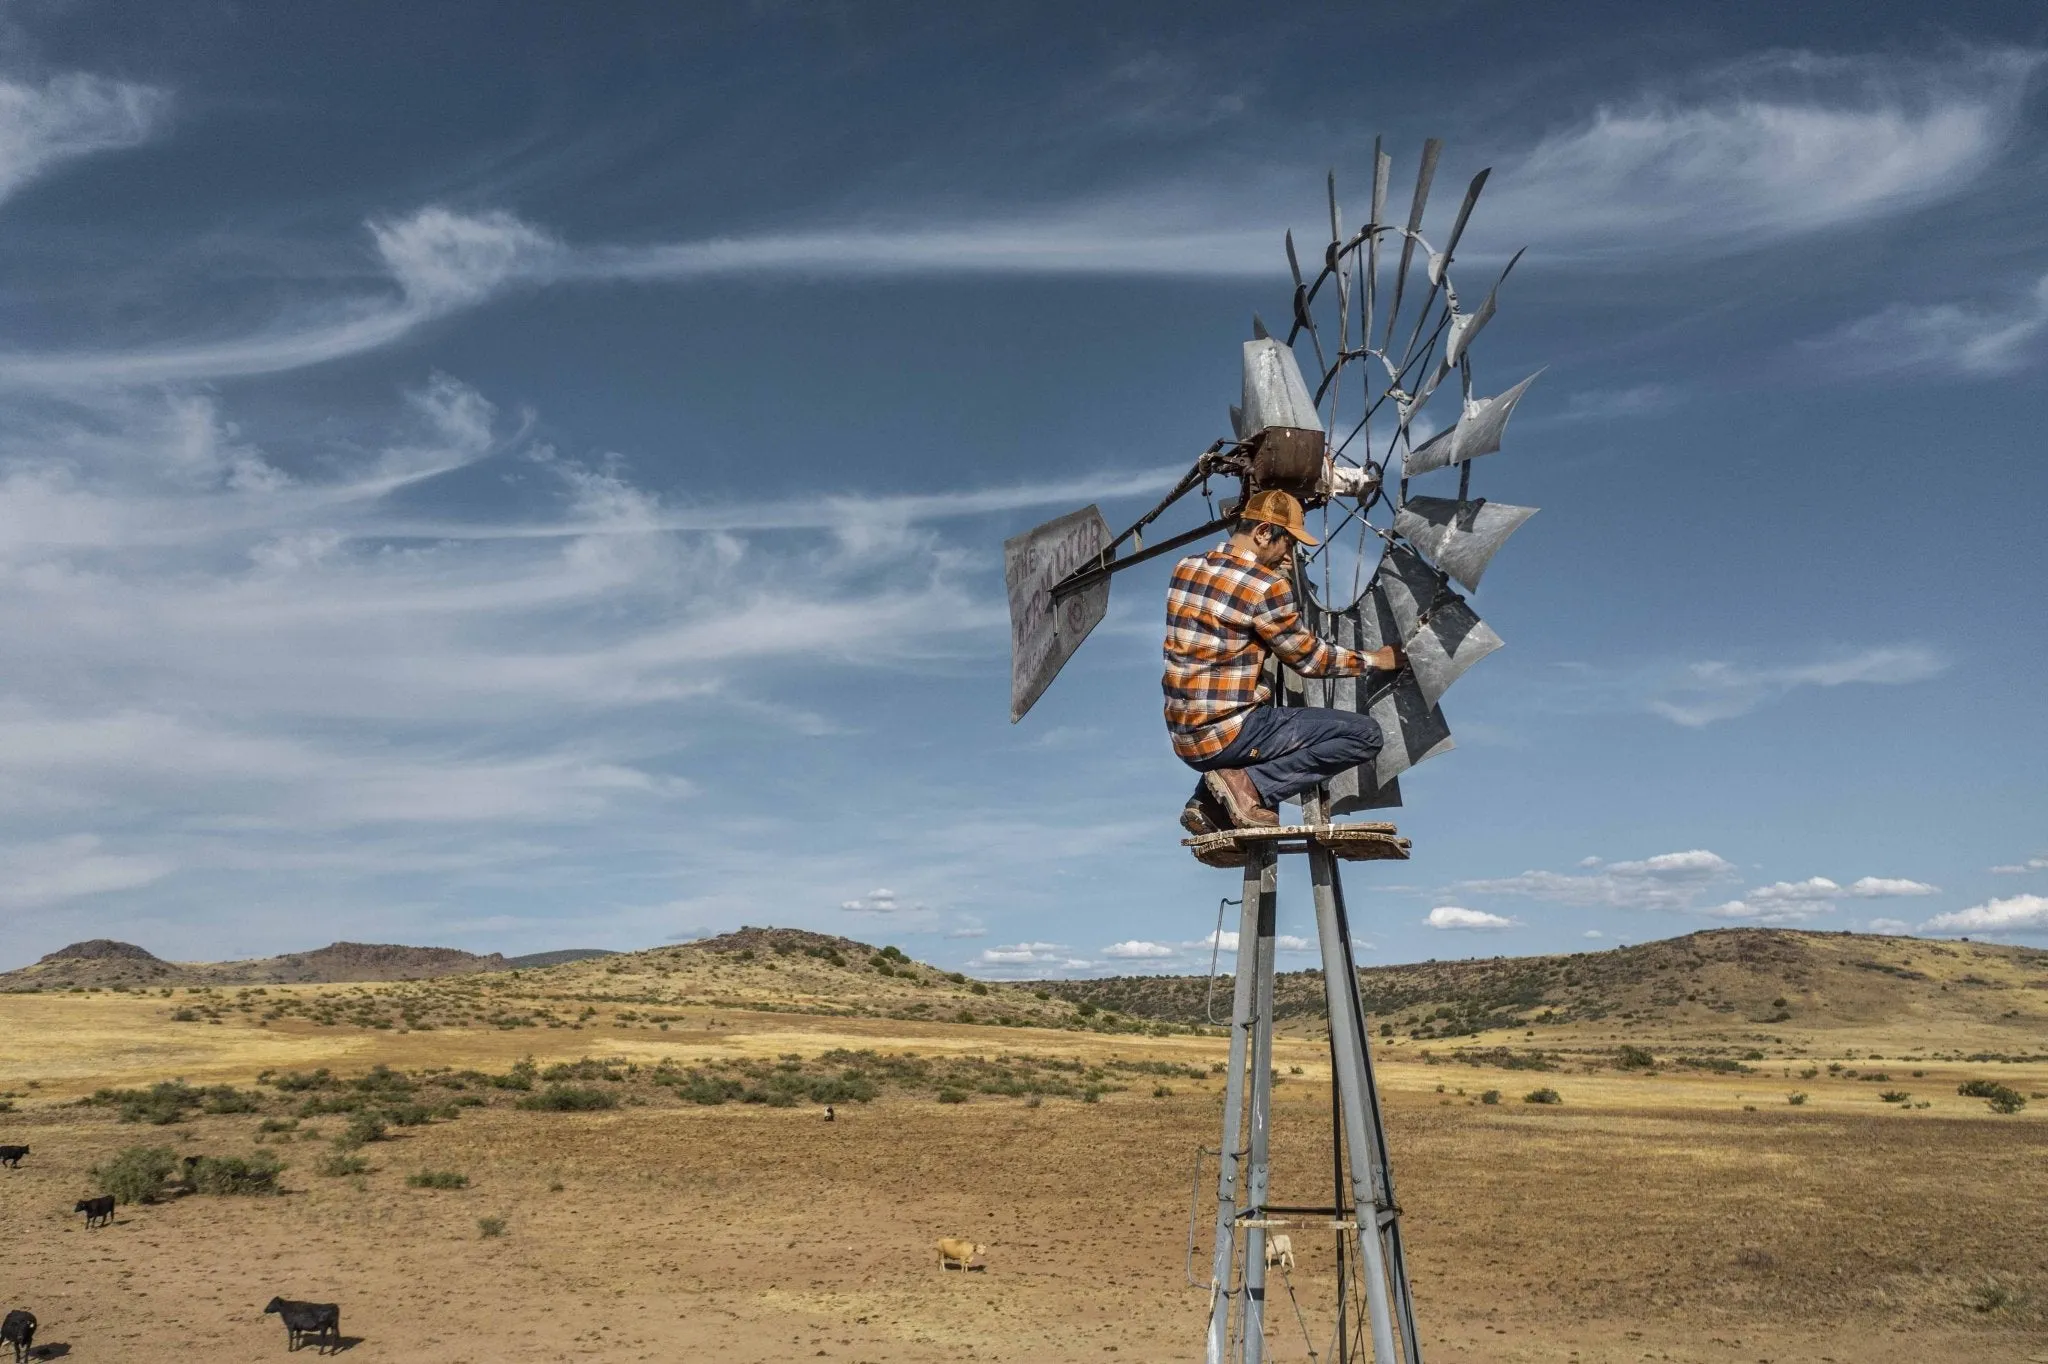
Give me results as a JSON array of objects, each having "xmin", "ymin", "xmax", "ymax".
[{"xmin": 2, "ymin": 953, "xmax": 2045, "ymax": 1363}]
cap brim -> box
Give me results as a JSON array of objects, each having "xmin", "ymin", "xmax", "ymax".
[{"xmin": 1285, "ymin": 525, "xmax": 1319, "ymax": 546}]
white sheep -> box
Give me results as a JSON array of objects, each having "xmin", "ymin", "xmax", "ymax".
[
  {"xmin": 935, "ymin": 1237, "xmax": 987, "ymax": 1271},
  {"xmin": 1264, "ymin": 1234, "xmax": 1295, "ymax": 1272}
]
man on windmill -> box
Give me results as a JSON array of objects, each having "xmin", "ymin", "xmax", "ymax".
[{"xmin": 1165, "ymin": 488, "xmax": 1401, "ymax": 833}]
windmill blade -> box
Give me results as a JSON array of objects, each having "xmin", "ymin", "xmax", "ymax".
[
  {"xmin": 1394, "ymin": 496, "xmax": 1539, "ymax": 592},
  {"xmin": 1294, "ymin": 580, "xmax": 1452, "ymax": 810},
  {"xmin": 1298, "ymin": 583, "xmax": 1406, "ymax": 810},
  {"xmin": 1284, "ymin": 230, "xmax": 1327, "ymax": 376},
  {"xmin": 1402, "ymin": 167, "xmax": 1491, "ymax": 372},
  {"xmin": 1373, "ymin": 544, "xmax": 1503, "ymax": 708},
  {"xmin": 1439, "ymin": 247, "xmax": 1525, "ymax": 380},
  {"xmin": 1362, "ymin": 140, "xmax": 1390, "ymax": 365},
  {"xmin": 1367, "ymin": 671, "xmax": 1455, "ymax": 786},
  {"xmin": 1379, "ymin": 139, "xmax": 1441, "ymax": 353},
  {"xmin": 1004, "ymin": 505, "xmax": 1111, "ymax": 722},
  {"xmin": 1403, "ymin": 370, "xmax": 1542, "ymax": 476}
]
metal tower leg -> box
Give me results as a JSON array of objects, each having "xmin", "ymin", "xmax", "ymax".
[
  {"xmin": 1241, "ymin": 858, "xmax": 1279, "ymax": 1363},
  {"xmin": 1311, "ymin": 845, "xmax": 1422, "ymax": 1363},
  {"xmin": 1206, "ymin": 852, "xmax": 1273, "ymax": 1364}
]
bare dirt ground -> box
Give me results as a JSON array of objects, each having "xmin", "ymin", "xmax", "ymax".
[{"xmin": 3, "ymin": 992, "xmax": 2045, "ymax": 1364}]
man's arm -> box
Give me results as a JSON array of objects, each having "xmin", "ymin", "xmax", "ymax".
[{"xmin": 1249, "ymin": 577, "xmax": 1404, "ymax": 677}]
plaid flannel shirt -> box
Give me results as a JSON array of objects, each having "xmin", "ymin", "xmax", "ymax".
[{"xmin": 1162, "ymin": 545, "xmax": 1370, "ymax": 761}]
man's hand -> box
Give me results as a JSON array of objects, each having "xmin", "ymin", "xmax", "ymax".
[{"xmin": 1365, "ymin": 644, "xmax": 1404, "ymax": 672}]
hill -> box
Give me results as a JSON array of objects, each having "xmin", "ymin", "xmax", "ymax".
[
  {"xmin": 1034, "ymin": 928, "xmax": 2048, "ymax": 1053},
  {"xmin": 507, "ymin": 948, "xmax": 617, "ymax": 969},
  {"xmin": 3, "ymin": 939, "xmax": 512, "ymax": 989}
]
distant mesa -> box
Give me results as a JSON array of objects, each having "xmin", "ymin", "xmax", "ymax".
[{"xmin": 41, "ymin": 939, "xmax": 164, "ymax": 964}]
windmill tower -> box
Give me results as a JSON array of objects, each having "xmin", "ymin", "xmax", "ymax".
[{"xmin": 1006, "ymin": 140, "xmax": 1540, "ymax": 1363}]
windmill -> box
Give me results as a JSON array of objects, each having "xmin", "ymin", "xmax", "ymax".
[{"xmin": 1005, "ymin": 140, "xmax": 1540, "ymax": 1364}]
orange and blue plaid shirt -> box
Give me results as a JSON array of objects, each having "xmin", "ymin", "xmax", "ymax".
[{"xmin": 1162, "ymin": 545, "xmax": 1369, "ymax": 761}]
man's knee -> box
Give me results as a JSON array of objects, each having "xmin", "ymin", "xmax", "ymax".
[{"xmin": 1325, "ymin": 713, "xmax": 1383, "ymax": 761}]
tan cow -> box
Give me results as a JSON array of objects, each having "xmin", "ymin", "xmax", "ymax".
[
  {"xmin": 935, "ymin": 1237, "xmax": 987, "ymax": 1271},
  {"xmin": 1264, "ymin": 1233, "xmax": 1295, "ymax": 1272}
]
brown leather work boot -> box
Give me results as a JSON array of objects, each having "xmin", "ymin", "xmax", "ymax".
[
  {"xmin": 1204, "ymin": 769, "xmax": 1279, "ymax": 828},
  {"xmin": 1180, "ymin": 786, "xmax": 1228, "ymax": 836}
]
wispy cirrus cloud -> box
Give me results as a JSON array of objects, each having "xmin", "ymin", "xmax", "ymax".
[
  {"xmin": 1482, "ymin": 48, "xmax": 2041, "ymax": 260},
  {"xmin": 1991, "ymin": 857, "xmax": 2048, "ymax": 875},
  {"xmin": 0, "ymin": 71, "xmax": 168, "ymax": 206},
  {"xmin": 1806, "ymin": 271, "xmax": 2048, "ymax": 378},
  {"xmin": 1646, "ymin": 646, "xmax": 1947, "ymax": 727},
  {"xmin": 7, "ymin": 49, "xmax": 2031, "ymax": 391}
]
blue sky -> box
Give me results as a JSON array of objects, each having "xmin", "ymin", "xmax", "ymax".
[{"xmin": 0, "ymin": 1, "xmax": 2044, "ymax": 973}]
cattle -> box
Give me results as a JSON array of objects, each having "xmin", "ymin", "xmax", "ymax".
[
  {"xmin": 823, "ymin": 1106, "xmax": 835, "ymax": 1123},
  {"xmin": 1264, "ymin": 1233, "xmax": 1295, "ymax": 1273},
  {"xmin": 263, "ymin": 1297, "xmax": 341, "ymax": 1354},
  {"xmin": 0, "ymin": 1146, "xmax": 26, "ymax": 1168},
  {"xmin": 0, "ymin": 1309, "xmax": 33, "ymax": 1364},
  {"xmin": 934, "ymin": 1237, "xmax": 987, "ymax": 1272},
  {"xmin": 75, "ymin": 1195, "xmax": 114, "ymax": 1229}
]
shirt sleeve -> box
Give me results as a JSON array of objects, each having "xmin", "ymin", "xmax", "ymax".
[{"xmin": 1250, "ymin": 575, "xmax": 1369, "ymax": 676}]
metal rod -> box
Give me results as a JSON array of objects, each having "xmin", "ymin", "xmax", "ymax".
[{"xmin": 1052, "ymin": 514, "xmax": 1233, "ymax": 601}]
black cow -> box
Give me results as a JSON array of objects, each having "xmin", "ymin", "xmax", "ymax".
[
  {"xmin": 0, "ymin": 1146, "xmax": 27, "ymax": 1168},
  {"xmin": 263, "ymin": 1297, "xmax": 341, "ymax": 1354},
  {"xmin": 1, "ymin": 1308, "xmax": 34, "ymax": 1364},
  {"xmin": 75, "ymin": 1194, "xmax": 115, "ymax": 1228}
]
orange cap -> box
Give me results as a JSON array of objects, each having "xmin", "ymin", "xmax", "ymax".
[{"xmin": 1240, "ymin": 488, "xmax": 1318, "ymax": 545}]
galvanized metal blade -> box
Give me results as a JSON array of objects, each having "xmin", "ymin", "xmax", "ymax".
[
  {"xmin": 1374, "ymin": 544, "xmax": 1503, "ymax": 708},
  {"xmin": 1401, "ymin": 167, "xmax": 1490, "ymax": 372},
  {"xmin": 1297, "ymin": 582, "xmax": 1410, "ymax": 810},
  {"xmin": 1394, "ymin": 496, "xmax": 1538, "ymax": 592},
  {"xmin": 1380, "ymin": 139, "xmax": 1441, "ymax": 353},
  {"xmin": 1402, "ymin": 370, "xmax": 1542, "ymax": 476},
  {"xmin": 1433, "ymin": 247, "xmax": 1526, "ymax": 394},
  {"xmin": 1363, "ymin": 142, "xmax": 1390, "ymax": 362},
  {"xmin": 1368, "ymin": 670, "xmax": 1454, "ymax": 785}
]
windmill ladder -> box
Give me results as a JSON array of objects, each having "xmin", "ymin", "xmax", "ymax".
[{"xmin": 1192, "ymin": 801, "xmax": 1422, "ymax": 1364}]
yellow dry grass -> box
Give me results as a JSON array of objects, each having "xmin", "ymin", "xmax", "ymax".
[{"xmin": 2, "ymin": 974, "xmax": 2045, "ymax": 1362}]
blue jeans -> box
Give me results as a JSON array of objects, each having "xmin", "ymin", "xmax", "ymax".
[{"xmin": 1185, "ymin": 706, "xmax": 1385, "ymax": 810}]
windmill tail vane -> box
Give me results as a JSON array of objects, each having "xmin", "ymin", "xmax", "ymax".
[{"xmin": 1004, "ymin": 137, "xmax": 1541, "ymax": 810}]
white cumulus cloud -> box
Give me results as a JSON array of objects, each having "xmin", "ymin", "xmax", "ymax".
[
  {"xmin": 1920, "ymin": 895, "xmax": 2048, "ymax": 935},
  {"xmin": 1991, "ymin": 857, "xmax": 2048, "ymax": 874},
  {"xmin": 1849, "ymin": 877, "xmax": 1939, "ymax": 898},
  {"xmin": 1102, "ymin": 940, "xmax": 1177, "ymax": 959},
  {"xmin": 1426, "ymin": 906, "xmax": 1519, "ymax": 931}
]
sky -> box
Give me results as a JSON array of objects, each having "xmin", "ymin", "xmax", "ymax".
[{"xmin": 0, "ymin": 0, "xmax": 2044, "ymax": 974}]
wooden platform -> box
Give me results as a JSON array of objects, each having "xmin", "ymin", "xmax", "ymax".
[{"xmin": 1183, "ymin": 822, "xmax": 1410, "ymax": 868}]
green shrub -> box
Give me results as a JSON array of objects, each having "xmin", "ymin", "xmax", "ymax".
[
  {"xmin": 517, "ymin": 1085, "xmax": 618, "ymax": 1112},
  {"xmin": 406, "ymin": 1169, "xmax": 470, "ymax": 1189},
  {"xmin": 1479, "ymin": 1089, "xmax": 1502, "ymax": 1105},
  {"xmin": 1879, "ymin": 1090, "xmax": 1910, "ymax": 1104},
  {"xmin": 341, "ymin": 1113, "xmax": 388, "ymax": 1146},
  {"xmin": 1958, "ymin": 1080, "xmax": 2027, "ymax": 1113},
  {"xmin": 1615, "ymin": 1045, "xmax": 1656, "ymax": 1069},
  {"xmin": 1075, "ymin": 1001, "xmax": 1098, "ymax": 1017},
  {"xmin": 257, "ymin": 1117, "xmax": 298, "ymax": 1134},
  {"xmin": 491, "ymin": 1060, "xmax": 537, "ymax": 1091},
  {"xmin": 936, "ymin": 1088, "xmax": 968, "ymax": 1104},
  {"xmin": 1786, "ymin": 1092, "xmax": 1808, "ymax": 1106},
  {"xmin": 190, "ymin": 1153, "xmax": 285, "ymax": 1195},
  {"xmin": 200, "ymin": 1086, "xmax": 261, "ymax": 1115},
  {"xmin": 477, "ymin": 1215, "xmax": 507, "ymax": 1238},
  {"xmin": 1522, "ymin": 1088, "xmax": 1562, "ymax": 1105},
  {"xmin": 316, "ymin": 1152, "xmax": 369, "ymax": 1177},
  {"xmin": 380, "ymin": 1102, "xmax": 435, "ymax": 1127},
  {"xmin": 92, "ymin": 1145, "xmax": 179, "ymax": 1204}
]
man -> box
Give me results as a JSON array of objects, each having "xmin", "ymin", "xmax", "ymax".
[{"xmin": 1164, "ymin": 488, "xmax": 1401, "ymax": 831}]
